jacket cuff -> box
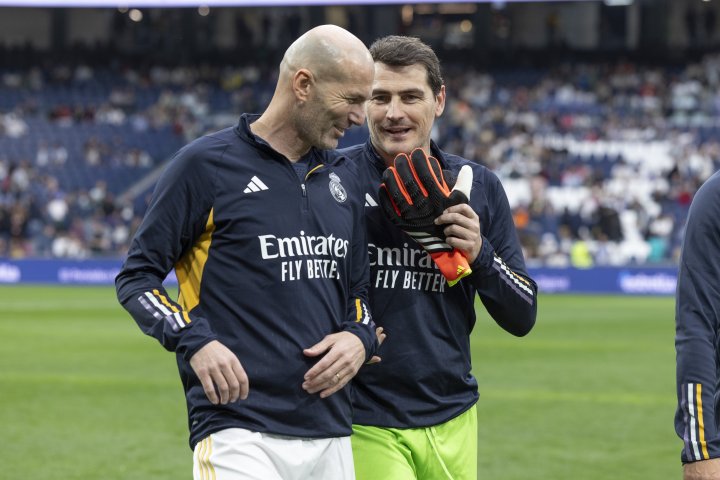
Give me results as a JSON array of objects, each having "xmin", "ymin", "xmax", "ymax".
[
  {"xmin": 342, "ymin": 322, "xmax": 378, "ymax": 363},
  {"xmin": 175, "ymin": 318, "xmax": 219, "ymax": 362},
  {"xmin": 469, "ymin": 235, "xmax": 495, "ymax": 275}
]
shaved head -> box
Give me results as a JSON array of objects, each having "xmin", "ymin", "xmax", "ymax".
[
  {"xmin": 280, "ymin": 24, "xmax": 373, "ymax": 83},
  {"xmin": 251, "ymin": 24, "xmax": 374, "ymax": 160}
]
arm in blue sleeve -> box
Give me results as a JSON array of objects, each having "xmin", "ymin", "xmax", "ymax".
[
  {"xmin": 467, "ymin": 170, "xmax": 537, "ymax": 337},
  {"xmin": 341, "ymin": 179, "xmax": 378, "ymax": 362},
  {"xmin": 675, "ymin": 173, "xmax": 720, "ymax": 463},
  {"xmin": 115, "ymin": 142, "xmax": 220, "ymax": 361}
]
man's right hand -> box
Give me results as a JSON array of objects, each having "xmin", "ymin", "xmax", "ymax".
[
  {"xmin": 367, "ymin": 326, "xmax": 386, "ymax": 365},
  {"xmin": 684, "ymin": 458, "xmax": 720, "ymax": 480},
  {"xmin": 189, "ymin": 340, "xmax": 249, "ymax": 405},
  {"xmin": 378, "ymin": 149, "xmax": 474, "ymax": 286}
]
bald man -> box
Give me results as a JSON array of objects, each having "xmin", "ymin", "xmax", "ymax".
[{"xmin": 116, "ymin": 25, "xmax": 380, "ymax": 480}]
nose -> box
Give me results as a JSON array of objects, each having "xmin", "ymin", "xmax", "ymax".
[
  {"xmin": 385, "ymin": 97, "xmax": 403, "ymax": 121},
  {"xmin": 348, "ymin": 104, "xmax": 366, "ymax": 127}
]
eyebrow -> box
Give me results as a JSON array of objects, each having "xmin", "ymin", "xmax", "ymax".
[{"xmin": 371, "ymin": 87, "xmax": 426, "ymax": 96}]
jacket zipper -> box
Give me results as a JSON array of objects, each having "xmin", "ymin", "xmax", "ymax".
[{"xmin": 300, "ymin": 164, "xmax": 324, "ymax": 212}]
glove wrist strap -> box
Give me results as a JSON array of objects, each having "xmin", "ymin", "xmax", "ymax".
[{"xmin": 429, "ymin": 250, "xmax": 473, "ymax": 287}]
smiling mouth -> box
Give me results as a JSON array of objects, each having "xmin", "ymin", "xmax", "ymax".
[{"xmin": 384, "ymin": 126, "xmax": 412, "ymax": 136}]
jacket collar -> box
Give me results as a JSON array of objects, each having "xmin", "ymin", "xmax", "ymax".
[{"xmin": 235, "ymin": 113, "xmax": 344, "ymax": 167}]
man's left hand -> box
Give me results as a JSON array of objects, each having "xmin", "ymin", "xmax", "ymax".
[
  {"xmin": 302, "ymin": 331, "xmax": 367, "ymax": 398},
  {"xmin": 434, "ymin": 203, "xmax": 482, "ymax": 263}
]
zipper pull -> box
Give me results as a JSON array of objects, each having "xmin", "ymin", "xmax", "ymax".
[{"xmin": 301, "ymin": 184, "xmax": 307, "ymax": 197}]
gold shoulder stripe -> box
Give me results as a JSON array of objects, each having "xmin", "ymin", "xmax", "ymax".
[{"xmin": 176, "ymin": 208, "xmax": 216, "ymax": 312}]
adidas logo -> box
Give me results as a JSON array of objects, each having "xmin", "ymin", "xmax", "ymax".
[
  {"xmin": 364, "ymin": 193, "xmax": 378, "ymax": 207},
  {"xmin": 244, "ymin": 176, "xmax": 269, "ymax": 193}
]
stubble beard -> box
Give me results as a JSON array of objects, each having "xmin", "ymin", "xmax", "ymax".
[{"xmin": 295, "ymin": 101, "xmax": 336, "ymax": 151}]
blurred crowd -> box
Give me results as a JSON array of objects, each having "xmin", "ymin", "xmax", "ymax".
[
  {"xmin": 0, "ymin": 62, "xmax": 272, "ymax": 259},
  {"xmin": 2, "ymin": 54, "xmax": 720, "ymax": 266},
  {"xmin": 437, "ymin": 55, "xmax": 720, "ymax": 267}
]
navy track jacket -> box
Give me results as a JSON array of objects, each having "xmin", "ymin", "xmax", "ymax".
[
  {"xmin": 116, "ymin": 114, "xmax": 377, "ymax": 449},
  {"xmin": 675, "ymin": 170, "xmax": 720, "ymax": 463},
  {"xmin": 339, "ymin": 141, "xmax": 537, "ymax": 428}
]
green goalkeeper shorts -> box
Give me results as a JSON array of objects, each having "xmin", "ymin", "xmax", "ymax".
[{"xmin": 351, "ymin": 405, "xmax": 477, "ymax": 480}]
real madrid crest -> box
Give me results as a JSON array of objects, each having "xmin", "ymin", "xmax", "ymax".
[{"xmin": 329, "ymin": 172, "xmax": 347, "ymax": 203}]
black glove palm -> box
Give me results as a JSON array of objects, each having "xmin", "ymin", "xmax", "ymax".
[{"xmin": 378, "ymin": 148, "xmax": 473, "ymax": 286}]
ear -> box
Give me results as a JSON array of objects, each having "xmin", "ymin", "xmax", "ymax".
[
  {"xmin": 292, "ymin": 69, "xmax": 314, "ymax": 102},
  {"xmin": 434, "ymin": 85, "xmax": 446, "ymax": 118}
]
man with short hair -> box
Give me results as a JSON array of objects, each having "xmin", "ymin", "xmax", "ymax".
[
  {"xmin": 340, "ymin": 35, "xmax": 538, "ymax": 480},
  {"xmin": 116, "ymin": 25, "xmax": 380, "ymax": 480}
]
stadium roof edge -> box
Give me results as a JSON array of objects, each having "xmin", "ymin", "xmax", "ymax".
[{"xmin": 0, "ymin": 0, "xmax": 595, "ymax": 7}]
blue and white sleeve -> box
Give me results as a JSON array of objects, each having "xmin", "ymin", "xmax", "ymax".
[{"xmin": 675, "ymin": 172, "xmax": 720, "ymax": 463}]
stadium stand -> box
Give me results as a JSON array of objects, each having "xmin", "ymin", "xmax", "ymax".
[{"xmin": 1, "ymin": 54, "xmax": 718, "ymax": 265}]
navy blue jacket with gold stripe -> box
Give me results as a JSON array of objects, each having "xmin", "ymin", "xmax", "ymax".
[
  {"xmin": 675, "ymin": 170, "xmax": 720, "ymax": 464},
  {"xmin": 116, "ymin": 114, "xmax": 377, "ymax": 449},
  {"xmin": 338, "ymin": 140, "xmax": 537, "ymax": 428}
]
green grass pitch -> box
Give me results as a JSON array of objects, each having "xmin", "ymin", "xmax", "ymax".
[{"xmin": 0, "ymin": 286, "xmax": 678, "ymax": 479}]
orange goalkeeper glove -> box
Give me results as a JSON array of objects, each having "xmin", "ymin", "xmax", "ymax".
[{"xmin": 378, "ymin": 148, "xmax": 473, "ymax": 286}]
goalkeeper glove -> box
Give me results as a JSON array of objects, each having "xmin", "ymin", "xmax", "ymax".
[{"xmin": 378, "ymin": 148, "xmax": 474, "ymax": 286}]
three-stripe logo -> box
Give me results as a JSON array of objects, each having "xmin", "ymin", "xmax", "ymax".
[
  {"xmin": 364, "ymin": 193, "xmax": 378, "ymax": 207},
  {"xmin": 244, "ymin": 176, "xmax": 269, "ymax": 193}
]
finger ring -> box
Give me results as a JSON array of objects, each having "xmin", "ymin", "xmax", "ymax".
[{"xmin": 335, "ymin": 373, "xmax": 341, "ymax": 383}]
